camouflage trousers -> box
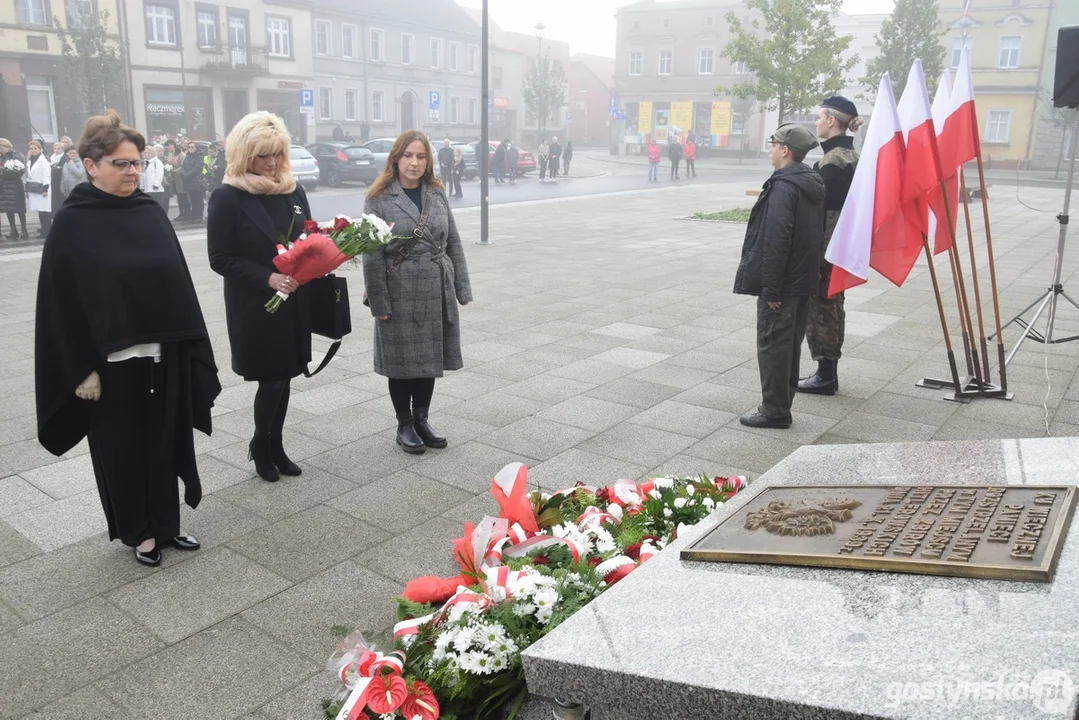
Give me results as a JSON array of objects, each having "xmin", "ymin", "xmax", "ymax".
[{"xmin": 805, "ymin": 291, "xmax": 845, "ymax": 361}]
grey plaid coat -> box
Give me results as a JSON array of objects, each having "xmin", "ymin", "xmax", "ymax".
[{"xmin": 362, "ymin": 181, "xmax": 472, "ymax": 378}]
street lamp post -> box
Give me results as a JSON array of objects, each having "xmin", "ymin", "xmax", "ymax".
[
  {"xmin": 535, "ymin": 22, "xmax": 545, "ymax": 141},
  {"xmin": 477, "ymin": 0, "xmax": 491, "ymax": 245}
]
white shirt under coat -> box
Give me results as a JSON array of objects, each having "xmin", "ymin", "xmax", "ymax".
[{"xmin": 141, "ymin": 157, "xmax": 165, "ymax": 193}]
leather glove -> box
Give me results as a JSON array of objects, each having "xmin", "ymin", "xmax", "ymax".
[{"xmin": 75, "ymin": 371, "xmax": 101, "ymax": 401}]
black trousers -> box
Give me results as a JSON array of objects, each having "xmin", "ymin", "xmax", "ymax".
[
  {"xmin": 176, "ymin": 192, "xmax": 190, "ymax": 218},
  {"xmin": 87, "ymin": 358, "xmax": 181, "ymax": 547},
  {"xmin": 670, "ymin": 158, "xmax": 681, "ymax": 178},
  {"xmin": 388, "ymin": 378, "xmax": 436, "ymax": 416},
  {"xmin": 756, "ymin": 296, "xmax": 810, "ymax": 422},
  {"xmin": 5, "ymin": 212, "xmax": 26, "ymax": 233},
  {"xmin": 685, "ymin": 158, "xmax": 696, "ymax": 176},
  {"xmin": 37, "ymin": 211, "xmax": 52, "ymax": 234},
  {"xmin": 451, "ymin": 176, "xmax": 462, "ymax": 197},
  {"xmin": 549, "ymin": 159, "xmax": 559, "ymax": 179},
  {"xmin": 188, "ymin": 190, "xmax": 205, "ymax": 220}
]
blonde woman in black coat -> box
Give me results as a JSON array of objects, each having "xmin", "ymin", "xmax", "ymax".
[{"xmin": 208, "ymin": 112, "xmax": 312, "ymax": 482}]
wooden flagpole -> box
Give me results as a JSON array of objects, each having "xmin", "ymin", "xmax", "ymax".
[
  {"xmin": 923, "ymin": 235, "xmax": 964, "ymax": 393},
  {"xmin": 972, "ymin": 156, "xmax": 1008, "ymax": 392},
  {"xmin": 958, "ymin": 170, "xmax": 992, "ymax": 384}
]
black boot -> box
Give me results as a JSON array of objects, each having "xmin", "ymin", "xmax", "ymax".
[
  {"xmin": 248, "ymin": 434, "xmax": 280, "ymax": 482},
  {"xmin": 270, "ymin": 435, "xmax": 302, "ymax": 476},
  {"xmin": 270, "ymin": 390, "xmax": 301, "ymax": 476},
  {"xmin": 797, "ymin": 360, "xmax": 838, "ymax": 396},
  {"xmin": 413, "ymin": 406, "xmax": 448, "ymax": 448},
  {"xmin": 396, "ymin": 414, "xmax": 426, "ymax": 454}
]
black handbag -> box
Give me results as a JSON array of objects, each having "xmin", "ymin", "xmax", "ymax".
[{"xmin": 304, "ymin": 273, "xmax": 352, "ymax": 377}]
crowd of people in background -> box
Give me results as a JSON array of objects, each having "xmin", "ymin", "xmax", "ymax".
[
  {"xmin": 0, "ymin": 130, "xmax": 232, "ymax": 240},
  {"xmin": 647, "ymin": 134, "xmax": 698, "ymax": 182}
]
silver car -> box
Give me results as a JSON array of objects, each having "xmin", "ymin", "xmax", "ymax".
[
  {"xmin": 362, "ymin": 138, "xmax": 397, "ymax": 170},
  {"xmin": 289, "ymin": 145, "xmax": 320, "ymax": 190}
]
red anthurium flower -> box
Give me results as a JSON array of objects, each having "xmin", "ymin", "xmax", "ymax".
[
  {"xmin": 402, "ymin": 575, "xmax": 467, "ymax": 605},
  {"xmin": 303, "ymin": 219, "xmax": 321, "ymax": 235},
  {"xmin": 624, "ymin": 543, "xmax": 642, "ymax": 561},
  {"xmin": 363, "ymin": 674, "xmax": 407, "ymax": 714},
  {"xmin": 401, "ymin": 680, "xmax": 440, "ymax": 720},
  {"xmin": 587, "ymin": 555, "xmax": 602, "ymax": 567},
  {"xmin": 333, "ymin": 216, "xmax": 352, "ymax": 232}
]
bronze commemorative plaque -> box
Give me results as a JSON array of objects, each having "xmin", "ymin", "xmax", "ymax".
[{"xmin": 681, "ymin": 485, "xmax": 1077, "ymax": 582}]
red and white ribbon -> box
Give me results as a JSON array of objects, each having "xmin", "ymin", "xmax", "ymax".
[
  {"xmin": 577, "ymin": 506, "xmax": 620, "ymax": 529},
  {"xmin": 334, "ymin": 649, "xmax": 407, "ymax": 720},
  {"xmin": 595, "ymin": 555, "xmax": 637, "ymax": 585}
]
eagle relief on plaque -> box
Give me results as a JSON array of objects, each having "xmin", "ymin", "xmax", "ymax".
[{"xmin": 682, "ymin": 485, "xmax": 1077, "ymax": 582}]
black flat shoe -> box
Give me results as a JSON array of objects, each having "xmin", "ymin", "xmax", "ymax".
[
  {"xmin": 739, "ymin": 411, "xmax": 791, "ymax": 429},
  {"xmin": 135, "ymin": 546, "xmax": 161, "ymax": 567},
  {"xmin": 171, "ymin": 534, "xmax": 200, "ymax": 551}
]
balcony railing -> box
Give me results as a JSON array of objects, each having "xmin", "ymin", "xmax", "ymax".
[{"xmin": 199, "ymin": 45, "xmax": 269, "ymax": 76}]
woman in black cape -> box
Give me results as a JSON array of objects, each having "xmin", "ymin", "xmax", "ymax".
[{"xmin": 35, "ymin": 111, "xmax": 221, "ymax": 567}]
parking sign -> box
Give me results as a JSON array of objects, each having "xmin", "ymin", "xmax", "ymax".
[
  {"xmin": 429, "ymin": 91, "xmax": 440, "ymax": 111},
  {"xmin": 299, "ymin": 89, "xmax": 314, "ymax": 115}
]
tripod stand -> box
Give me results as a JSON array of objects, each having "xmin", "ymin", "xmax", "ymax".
[{"xmin": 996, "ymin": 108, "xmax": 1079, "ymax": 364}]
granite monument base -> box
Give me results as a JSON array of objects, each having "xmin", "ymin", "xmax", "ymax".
[{"xmin": 522, "ymin": 439, "xmax": 1079, "ymax": 720}]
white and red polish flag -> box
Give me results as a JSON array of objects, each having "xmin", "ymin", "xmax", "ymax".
[
  {"xmin": 941, "ymin": 45, "xmax": 980, "ymax": 172},
  {"xmin": 897, "ymin": 59, "xmax": 946, "ymax": 263},
  {"xmin": 927, "ymin": 68, "xmax": 958, "ymax": 254},
  {"xmin": 825, "ymin": 73, "xmax": 908, "ymax": 296}
]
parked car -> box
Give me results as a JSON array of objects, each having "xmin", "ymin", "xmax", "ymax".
[
  {"xmin": 470, "ymin": 141, "xmax": 537, "ymax": 176},
  {"xmin": 306, "ymin": 143, "xmax": 378, "ymax": 186},
  {"xmin": 362, "ymin": 138, "xmax": 397, "ymax": 169},
  {"xmin": 289, "ymin": 145, "xmax": 320, "ymax": 190}
]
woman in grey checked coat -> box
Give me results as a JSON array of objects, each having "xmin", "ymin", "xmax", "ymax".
[{"xmin": 363, "ymin": 131, "xmax": 472, "ymax": 454}]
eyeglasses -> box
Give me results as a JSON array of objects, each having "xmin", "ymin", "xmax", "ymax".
[{"xmin": 104, "ymin": 159, "xmax": 149, "ymax": 171}]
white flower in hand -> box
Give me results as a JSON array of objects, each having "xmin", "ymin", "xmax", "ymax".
[{"xmin": 75, "ymin": 371, "xmax": 101, "ymax": 401}]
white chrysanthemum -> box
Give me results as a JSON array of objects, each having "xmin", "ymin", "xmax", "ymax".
[
  {"xmin": 663, "ymin": 507, "xmax": 672, "ymax": 518},
  {"xmin": 674, "ymin": 498, "xmax": 688, "ymax": 509},
  {"xmin": 551, "ymin": 522, "xmax": 591, "ymax": 555},
  {"xmin": 535, "ymin": 604, "xmax": 554, "ymax": 624},
  {"xmin": 452, "ymin": 626, "xmax": 476, "ymax": 653},
  {"xmin": 462, "ymin": 649, "xmax": 497, "ymax": 675},
  {"xmin": 362, "ymin": 213, "xmax": 393, "ymax": 240},
  {"xmin": 533, "ymin": 587, "xmax": 559, "ymax": 610}
]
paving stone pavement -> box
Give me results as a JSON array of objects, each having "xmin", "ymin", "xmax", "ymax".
[{"xmin": 2, "ymin": 179, "xmax": 1078, "ymax": 719}]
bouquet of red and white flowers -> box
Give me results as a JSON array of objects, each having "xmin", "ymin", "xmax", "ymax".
[
  {"xmin": 265, "ymin": 213, "xmax": 399, "ymax": 313},
  {"xmin": 324, "ymin": 463, "xmax": 748, "ymax": 720}
]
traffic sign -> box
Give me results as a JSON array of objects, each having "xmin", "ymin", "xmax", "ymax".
[
  {"xmin": 299, "ymin": 88, "xmax": 314, "ymax": 115},
  {"xmin": 429, "ymin": 91, "xmax": 440, "ymax": 111}
]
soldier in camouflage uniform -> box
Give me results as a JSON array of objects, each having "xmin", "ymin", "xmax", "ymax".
[{"xmin": 797, "ymin": 96, "xmax": 864, "ymax": 396}]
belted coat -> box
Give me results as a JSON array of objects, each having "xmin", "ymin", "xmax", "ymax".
[{"xmin": 362, "ymin": 180, "xmax": 472, "ymax": 378}]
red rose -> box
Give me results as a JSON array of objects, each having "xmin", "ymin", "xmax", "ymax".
[
  {"xmin": 595, "ymin": 488, "xmax": 611, "ymax": 503},
  {"xmin": 587, "ymin": 556, "xmax": 602, "ymax": 567},
  {"xmin": 531, "ymin": 554, "xmax": 549, "ymax": 566},
  {"xmin": 624, "ymin": 543, "xmax": 642, "ymax": 561},
  {"xmin": 302, "ymin": 219, "xmax": 320, "ymax": 235},
  {"xmin": 333, "ymin": 216, "xmax": 352, "ymax": 232}
]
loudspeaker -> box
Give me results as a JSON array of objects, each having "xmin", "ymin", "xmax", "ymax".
[{"xmin": 1055, "ymin": 26, "xmax": 1079, "ymax": 108}]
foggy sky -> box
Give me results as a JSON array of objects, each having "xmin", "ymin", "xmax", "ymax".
[{"xmin": 455, "ymin": 0, "xmax": 897, "ymax": 58}]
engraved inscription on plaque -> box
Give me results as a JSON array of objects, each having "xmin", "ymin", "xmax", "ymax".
[{"xmin": 681, "ymin": 485, "xmax": 1077, "ymax": 582}]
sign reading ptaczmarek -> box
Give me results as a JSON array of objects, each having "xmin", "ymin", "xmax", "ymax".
[{"xmin": 682, "ymin": 485, "xmax": 1076, "ymax": 582}]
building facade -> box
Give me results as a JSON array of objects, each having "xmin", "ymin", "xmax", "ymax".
[
  {"xmin": 568, "ymin": 53, "xmax": 615, "ymax": 146},
  {"xmin": 0, "ymin": 0, "xmax": 127, "ymax": 144},
  {"xmin": 308, "ymin": 0, "xmax": 482, "ymax": 144},
  {"xmin": 939, "ymin": 0, "xmax": 1055, "ymax": 167},
  {"xmin": 613, "ymin": 0, "xmax": 768, "ymax": 155},
  {"xmin": 123, "ymin": 0, "xmax": 314, "ymax": 143}
]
